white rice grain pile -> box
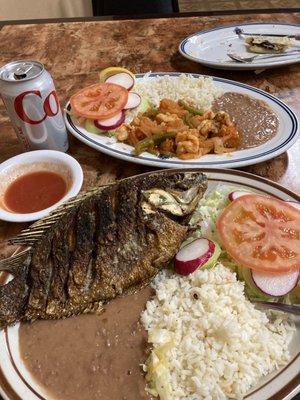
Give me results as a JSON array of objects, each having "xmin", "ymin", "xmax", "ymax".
[
  {"xmin": 141, "ymin": 264, "xmax": 295, "ymax": 400},
  {"xmin": 132, "ymin": 73, "xmax": 221, "ymax": 112}
]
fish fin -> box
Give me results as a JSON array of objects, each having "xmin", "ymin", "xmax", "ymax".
[
  {"xmin": 0, "ymin": 249, "xmax": 31, "ymax": 274},
  {"xmin": 9, "ymin": 185, "xmax": 109, "ymax": 247}
]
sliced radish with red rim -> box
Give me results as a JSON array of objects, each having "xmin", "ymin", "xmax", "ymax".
[
  {"xmin": 174, "ymin": 238, "xmax": 221, "ymax": 276},
  {"xmin": 228, "ymin": 191, "xmax": 252, "ymax": 202},
  {"xmin": 251, "ymin": 269, "xmax": 299, "ymax": 297},
  {"xmin": 94, "ymin": 111, "xmax": 125, "ymax": 131},
  {"xmin": 124, "ymin": 92, "xmax": 141, "ymax": 110},
  {"xmin": 105, "ymin": 72, "xmax": 135, "ymax": 90}
]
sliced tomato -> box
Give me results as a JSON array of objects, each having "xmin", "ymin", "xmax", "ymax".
[
  {"xmin": 70, "ymin": 83, "xmax": 128, "ymax": 120},
  {"xmin": 216, "ymin": 194, "xmax": 300, "ymax": 273}
]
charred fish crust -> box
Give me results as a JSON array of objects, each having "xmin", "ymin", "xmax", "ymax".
[
  {"xmin": 0, "ymin": 251, "xmax": 31, "ymax": 329},
  {"xmin": 169, "ymin": 172, "xmax": 206, "ymax": 190},
  {"xmin": 130, "ymin": 171, "xmax": 206, "ymax": 192},
  {"xmin": 0, "ymin": 171, "xmax": 207, "ymax": 328},
  {"xmin": 67, "ymin": 196, "xmax": 98, "ymax": 305},
  {"xmin": 25, "ymin": 236, "xmax": 54, "ymax": 319},
  {"xmin": 45, "ymin": 209, "xmax": 78, "ymax": 316}
]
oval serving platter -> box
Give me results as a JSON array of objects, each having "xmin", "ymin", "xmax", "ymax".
[
  {"xmin": 64, "ymin": 72, "xmax": 299, "ymax": 169},
  {"xmin": 179, "ymin": 23, "xmax": 300, "ymax": 71},
  {"xmin": 0, "ymin": 168, "xmax": 299, "ymax": 400}
]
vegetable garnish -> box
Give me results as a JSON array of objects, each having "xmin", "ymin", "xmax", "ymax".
[
  {"xmin": 70, "ymin": 82, "xmax": 128, "ymax": 120},
  {"xmin": 174, "ymin": 238, "xmax": 221, "ymax": 276},
  {"xmin": 134, "ymin": 132, "xmax": 177, "ymax": 156},
  {"xmin": 124, "ymin": 92, "xmax": 141, "ymax": 110},
  {"xmin": 178, "ymin": 100, "xmax": 204, "ymax": 116},
  {"xmin": 217, "ymin": 194, "xmax": 300, "ymax": 273},
  {"xmin": 105, "ymin": 72, "xmax": 135, "ymax": 90},
  {"xmin": 251, "ymin": 268, "xmax": 299, "ymax": 297},
  {"xmin": 94, "ymin": 111, "xmax": 125, "ymax": 131},
  {"xmin": 99, "ymin": 66, "xmax": 135, "ymax": 83},
  {"xmin": 228, "ymin": 190, "xmax": 252, "ymax": 201}
]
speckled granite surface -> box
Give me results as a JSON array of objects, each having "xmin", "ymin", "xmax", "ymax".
[{"xmin": 0, "ymin": 12, "xmax": 299, "ymax": 248}]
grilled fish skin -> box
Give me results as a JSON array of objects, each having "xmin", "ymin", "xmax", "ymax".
[{"xmin": 0, "ymin": 171, "xmax": 207, "ymax": 329}]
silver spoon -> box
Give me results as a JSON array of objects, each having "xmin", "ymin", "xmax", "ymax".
[
  {"xmin": 227, "ymin": 51, "xmax": 300, "ymax": 63},
  {"xmin": 254, "ymin": 301, "xmax": 300, "ymax": 316}
]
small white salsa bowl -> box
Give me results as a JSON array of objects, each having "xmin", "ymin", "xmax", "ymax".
[{"xmin": 0, "ymin": 150, "xmax": 83, "ymax": 222}]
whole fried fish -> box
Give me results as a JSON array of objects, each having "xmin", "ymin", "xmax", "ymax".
[{"xmin": 0, "ymin": 171, "xmax": 207, "ymax": 329}]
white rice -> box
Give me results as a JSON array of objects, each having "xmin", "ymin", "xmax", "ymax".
[
  {"xmin": 127, "ymin": 74, "xmax": 222, "ymax": 120},
  {"xmin": 141, "ymin": 264, "xmax": 295, "ymax": 400}
]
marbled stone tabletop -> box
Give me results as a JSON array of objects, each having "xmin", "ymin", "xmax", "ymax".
[{"xmin": 0, "ymin": 11, "xmax": 299, "ymax": 257}]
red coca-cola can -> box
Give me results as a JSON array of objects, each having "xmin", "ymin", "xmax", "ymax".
[{"xmin": 0, "ymin": 60, "xmax": 68, "ymax": 152}]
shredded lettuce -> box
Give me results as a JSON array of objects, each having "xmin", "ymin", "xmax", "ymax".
[{"xmin": 189, "ymin": 184, "xmax": 243, "ymax": 242}]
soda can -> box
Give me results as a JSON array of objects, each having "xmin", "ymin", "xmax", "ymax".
[{"xmin": 0, "ymin": 60, "xmax": 69, "ymax": 152}]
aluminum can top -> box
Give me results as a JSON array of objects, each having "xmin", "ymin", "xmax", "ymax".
[{"xmin": 0, "ymin": 60, "xmax": 44, "ymax": 82}]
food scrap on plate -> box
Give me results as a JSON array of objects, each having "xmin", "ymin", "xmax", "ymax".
[{"xmin": 245, "ymin": 36, "xmax": 295, "ymax": 53}]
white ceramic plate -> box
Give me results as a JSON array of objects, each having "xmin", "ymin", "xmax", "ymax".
[
  {"xmin": 0, "ymin": 168, "xmax": 299, "ymax": 400},
  {"xmin": 64, "ymin": 72, "xmax": 298, "ymax": 169},
  {"xmin": 179, "ymin": 23, "xmax": 300, "ymax": 70}
]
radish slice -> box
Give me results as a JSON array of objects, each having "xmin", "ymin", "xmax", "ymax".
[
  {"xmin": 251, "ymin": 269, "xmax": 299, "ymax": 297},
  {"xmin": 285, "ymin": 200, "xmax": 300, "ymax": 211},
  {"xmin": 94, "ymin": 111, "xmax": 125, "ymax": 131},
  {"xmin": 124, "ymin": 92, "xmax": 141, "ymax": 110},
  {"xmin": 228, "ymin": 191, "xmax": 252, "ymax": 202},
  {"xmin": 175, "ymin": 238, "xmax": 221, "ymax": 276},
  {"xmin": 105, "ymin": 72, "xmax": 135, "ymax": 90}
]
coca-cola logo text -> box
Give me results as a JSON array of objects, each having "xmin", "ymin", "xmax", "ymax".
[{"xmin": 14, "ymin": 90, "xmax": 60, "ymax": 124}]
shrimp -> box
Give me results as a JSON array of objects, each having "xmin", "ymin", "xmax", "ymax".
[
  {"xmin": 160, "ymin": 138, "xmax": 175, "ymax": 153},
  {"xmin": 214, "ymin": 111, "xmax": 232, "ymax": 126},
  {"xmin": 135, "ymin": 116, "xmax": 164, "ymax": 136},
  {"xmin": 212, "ymin": 137, "xmax": 236, "ymax": 154},
  {"xmin": 115, "ymin": 125, "xmax": 129, "ymax": 141},
  {"xmin": 189, "ymin": 110, "xmax": 215, "ymax": 128},
  {"xmin": 159, "ymin": 99, "xmax": 187, "ymax": 118},
  {"xmin": 176, "ymin": 132, "xmax": 200, "ymax": 155},
  {"xmin": 198, "ymin": 119, "xmax": 219, "ymax": 136},
  {"xmin": 156, "ymin": 113, "xmax": 178, "ymax": 123}
]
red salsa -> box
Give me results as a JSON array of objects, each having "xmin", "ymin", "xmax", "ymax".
[{"xmin": 4, "ymin": 171, "xmax": 67, "ymax": 214}]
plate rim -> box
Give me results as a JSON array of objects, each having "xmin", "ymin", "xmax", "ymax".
[
  {"xmin": 179, "ymin": 22, "xmax": 300, "ymax": 70},
  {"xmin": 64, "ymin": 72, "xmax": 299, "ymax": 169},
  {"xmin": 0, "ymin": 167, "xmax": 299, "ymax": 400}
]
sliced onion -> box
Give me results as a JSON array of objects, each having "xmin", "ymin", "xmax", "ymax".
[{"xmin": 94, "ymin": 111, "xmax": 125, "ymax": 131}]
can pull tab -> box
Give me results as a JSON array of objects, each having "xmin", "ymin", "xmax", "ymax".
[{"xmin": 14, "ymin": 63, "xmax": 34, "ymax": 80}]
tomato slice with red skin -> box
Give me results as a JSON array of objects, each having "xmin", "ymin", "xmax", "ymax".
[
  {"xmin": 70, "ymin": 83, "xmax": 128, "ymax": 120},
  {"xmin": 217, "ymin": 194, "xmax": 300, "ymax": 273}
]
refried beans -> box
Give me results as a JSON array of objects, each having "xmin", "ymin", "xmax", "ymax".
[
  {"xmin": 212, "ymin": 92, "xmax": 279, "ymax": 149},
  {"xmin": 19, "ymin": 287, "xmax": 154, "ymax": 400}
]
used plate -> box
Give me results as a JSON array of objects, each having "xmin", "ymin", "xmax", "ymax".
[
  {"xmin": 64, "ymin": 72, "xmax": 299, "ymax": 169},
  {"xmin": 0, "ymin": 168, "xmax": 299, "ymax": 400},
  {"xmin": 179, "ymin": 23, "xmax": 300, "ymax": 70}
]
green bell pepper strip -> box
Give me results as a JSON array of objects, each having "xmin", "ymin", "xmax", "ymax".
[
  {"xmin": 179, "ymin": 100, "xmax": 204, "ymax": 116},
  {"xmin": 134, "ymin": 132, "xmax": 177, "ymax": 155}
]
